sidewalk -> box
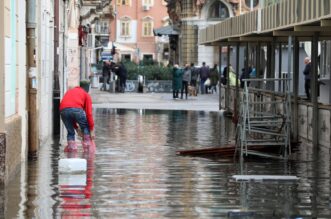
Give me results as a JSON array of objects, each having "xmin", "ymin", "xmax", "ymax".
[{"xmin": 91, "ymin": 88, "xmax": 220, "ymax": 111}]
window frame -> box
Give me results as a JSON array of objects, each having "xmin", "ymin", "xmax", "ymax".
[
  {"xmin": 142, "ymin": 0, "xmax": 153, "ymax": 7},
  {"xmin": 244, "ymin": 0, "xmax": 259, "ymax": 9},
  {"xmin": 120, "ymin": 18, "xmax": 131, "ymax": 37},
  {"xmin": 117, "ymin": 0, "xmax": 131, "ymax": 6},
  {"xmin": 142, "ymin": 19, "xmax": 153, "ymax": 37}
]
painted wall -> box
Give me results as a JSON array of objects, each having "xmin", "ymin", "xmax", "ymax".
[
  {"xmin": 110, "ymin": 0, "xmax": 168, "ymax": 60},
  {"xmin": 1, "ymin": 0, "xmax": 27, "ymax": 184},
  {"xmin": 18, "ymin": 0, "xmax": 27, "ymax": 161},
  {"xmin": 4, "ymin": 0, "xmax": 16, "ymax": 117},
  {"xmin": 38, "ymin": 0, "xmax": 55, "ymax": 144},
  {"xmin": 0, "ymin": 0, "xmax": 5, "ymax": 133}
]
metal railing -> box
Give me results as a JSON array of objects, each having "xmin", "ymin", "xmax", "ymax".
[
  {"xmin": 199, "ymin": 0, "xmax": 331, "ymax": 44},
  {"xmin": 237, "ymin": 77, "xmax": 292, "ymax": 160}
]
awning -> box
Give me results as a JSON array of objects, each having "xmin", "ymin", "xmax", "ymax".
[
  {"xmin": 104, "ymin": 42, "xmax": 135, "ymax": 52},
  {"xmin": 153, "ymin": 25, "xmax": 179, "ymax": 36},
  {"xmin": 113, "ymin": 43, "xmax": 135, "ymax": 52}
]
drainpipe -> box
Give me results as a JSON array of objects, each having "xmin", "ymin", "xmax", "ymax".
[
  {"xmin": 27, "ymin": 0, "xmax": 38, "ymax": 158},
  {"xmin": 59, "ymin": 0, "xmax": 68, "ymax": 144},
  {"xmin": 53, "ymin": 0, "xmax": 60, "ymax": 136}
]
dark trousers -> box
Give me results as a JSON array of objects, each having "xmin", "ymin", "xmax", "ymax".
[
  {"xmin": 120, "ymin": 77, "xmax": 126, "ymax": 92},
  {"xmin": 305, "ymin": 79, "xmax": 311, "ymax": 99},
  {"xmin": 60, "ymin": 108, "xmax": 90, "ymax": 141},
  {"xmin": 181, "ymin": 81, "xmax": 188, "ymax": 99},
  {"xmin": 100, "ymin": 75, "xmax": 109, "ymax": 91},
  {"xmin": 173, "ymin": 90, "xmax": 179, "ymax": 99},
  {"xmin": 200, "ymin": 79, "xmax": 206, "ymax": 94}
]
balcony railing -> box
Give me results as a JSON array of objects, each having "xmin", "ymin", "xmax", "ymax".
[
  {"xmin": 94, "ymin": 26, "xmax": 109, "ymax": 35},
  {"xmin": 199, "ymin": 0, "xmax": 331, "ymax": 44}
]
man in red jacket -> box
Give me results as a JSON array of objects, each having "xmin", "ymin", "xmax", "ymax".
[{"xmin": 60, "ymin": 81, "xmax": 95, "ymax": 152}]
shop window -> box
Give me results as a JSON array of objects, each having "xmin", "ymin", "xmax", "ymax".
[{"xmin": 121, "ymin": 54, "xmax": 131, "ymax": 62}]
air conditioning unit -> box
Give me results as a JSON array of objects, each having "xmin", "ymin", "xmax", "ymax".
[{"xmin": 143, "ymin": 5, "xmax": 150, "ymax": 11}]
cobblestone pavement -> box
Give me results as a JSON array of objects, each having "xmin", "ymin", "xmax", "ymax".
[{"xmin": 91, "ymin": 88, "xmax": 220, "ymax": 111}]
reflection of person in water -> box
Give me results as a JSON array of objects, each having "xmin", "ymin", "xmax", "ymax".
[{"xmin": 60, "ymin": 147, "xmax": 96, "ymax": 218}]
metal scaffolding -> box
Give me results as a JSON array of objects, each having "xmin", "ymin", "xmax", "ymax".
[{"xmin": 237, "ymin": 78, "xmax": 292, "ymax": 160}]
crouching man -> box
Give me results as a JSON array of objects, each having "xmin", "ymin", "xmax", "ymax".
[{"xmin": 60, "ymin": 81, "xmax": 95, "ymax": 152}]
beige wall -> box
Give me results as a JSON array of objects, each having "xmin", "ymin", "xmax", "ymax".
[
  {"xmin": 4, "ymin": 116, "xmax": 22, "ymax": 184},
  {"xmin": 0, "ymin": 0, "xmax": 4, "ymax": 132}
]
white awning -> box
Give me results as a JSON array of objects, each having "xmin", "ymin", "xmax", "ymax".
[{"xmin": 104, "ymin": 42, "xmax": 135, "ymax": 52}]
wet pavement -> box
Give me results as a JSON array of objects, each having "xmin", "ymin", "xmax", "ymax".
[
  {"xmin": 91, "ymin": 89, "xmax": 220, "ymax": 111},
  {"xmin": 3, "ymin": 91, "xmax": 331, "ymax": 218}
]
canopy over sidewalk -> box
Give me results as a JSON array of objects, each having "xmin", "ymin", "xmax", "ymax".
[{"xmin": 153, "ymin": 25, "xmax": 179, "ymax": 36}]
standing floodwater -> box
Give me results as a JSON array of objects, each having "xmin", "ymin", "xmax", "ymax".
[{"xmin": 4, "ymin": 109, "xmax": 331, "ymax": 218}]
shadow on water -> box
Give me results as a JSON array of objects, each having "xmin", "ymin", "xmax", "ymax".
[{"xmin": 2, "ymin": 109, "xmax": 331, "ymax": 218}]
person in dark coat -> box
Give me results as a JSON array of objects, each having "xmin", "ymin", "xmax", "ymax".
[
  {"xmin": 303, "ymin": 57, "xmax": 311, "ymax": 100},
  {"xmin": 199, "ymin": 62, "xmax": 210, "ymax": 94},
  {"xmin": 100, "ymin": 61, "xmax": 110, "ymax": 91},
  {"xmin": 181, "ymin": 64, "xmax": 191, "ymax": 99},
  {"xmin": 172, "ymin": 64, "xmax": 183, "ymax": 99},
  {"xmin": 209, "ymin": 64, "xmax": 219, "ymax": 94},
  {"xmin": 118, "ymin": 62, "xmax": 128, "ymax": 93}
]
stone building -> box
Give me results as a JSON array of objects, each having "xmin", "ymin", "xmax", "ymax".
[
  {"xmin": 109, "ymin": 0, "xmax": 169, "ymax": 63},
  {"xmin": 79, "ymin": 0, "xmax": 113, "ymax": 79},
  {"xmin": 166, "ymin": 0, "xmax": 259, "ymax": 66}
]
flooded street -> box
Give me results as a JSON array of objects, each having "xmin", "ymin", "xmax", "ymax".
[{"xmin": 4, "ymin": 108, "xmax": 331, "ymax": 218}]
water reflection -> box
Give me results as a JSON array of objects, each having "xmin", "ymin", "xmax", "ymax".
[
  {"xmin": 59, "ymin": 149, "xmax": 95, "ymax": 218},
  {"xmin": 2, "ymin": 109, "xmax": 331, "ymax": 218}
]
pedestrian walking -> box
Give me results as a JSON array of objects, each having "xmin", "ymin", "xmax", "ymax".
[
  {"xmin": 199, "ymin": 62, "xmax": 210, "ymax": 94},
  {"xmin": 181, "ymin": 64, "xmax": 191, "ymax": 99},
  {"xmin": 118, "ymin": 62, "xmax": 128, "ymax": 93},
  {"xmin": 172, "ymin": 64, "xmax": 183, "ymax": 99},
  {"xmin": 228, "ymin": 65, "xmax": 239, "ymax": 86},
  {"xmin": 190, "ymin": 63, "xmax": 199, "ymax": 96},
  {"xmin": 209, "ymin": 64, "xmax": 219, "ymax": 94},
  {"xmin": 100, "ymin": 61, "xmax": 110, "ymax": 91},
  {"xmin": 60, "ymin": 81, "xmax": 95, "ymax": 152}
]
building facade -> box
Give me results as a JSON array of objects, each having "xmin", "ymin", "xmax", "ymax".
[
  {"xmin": 166, "ymin": 0, "xmax": 260, "ymax": 66},
  {"xmin": 199, "ymin": 0, "xmax": 331, "ymax": 148},
  {"xmin": 79, "ymin": 0, "xmax": 113, "ymax": 79},
  {"xmin": 0, "ymin": 0, "xmax": 27, "ymax": 185},
  {"xmin": 0, "ymin": 0, "xmax": 92, "ymax": 185},
  {"xmin": 110, "ymin": 0, "xmax": 169, "ymax": 63}
]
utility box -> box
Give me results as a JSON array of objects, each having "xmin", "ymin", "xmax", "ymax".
[{"xmin": 109, "ymin": 81, "xmax": 115, "ymax": 93}]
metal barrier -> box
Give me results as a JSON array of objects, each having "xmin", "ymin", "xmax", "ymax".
[{"xmin": 237, "ymin": 78, "xmax": 292, "ymax": 160}]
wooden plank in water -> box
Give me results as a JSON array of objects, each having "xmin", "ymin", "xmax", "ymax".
[
  {"xmin": 232, "ymin": 175, "xmax": 299, "ymax": 181},
  {"xmin": 176, "ymin": 145, "xmax": 236, "ymax": 156}
]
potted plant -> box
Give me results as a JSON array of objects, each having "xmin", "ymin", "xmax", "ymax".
[{"xmin": 80, "ymin": 79, "xmax": 90, "ymax": 92}]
